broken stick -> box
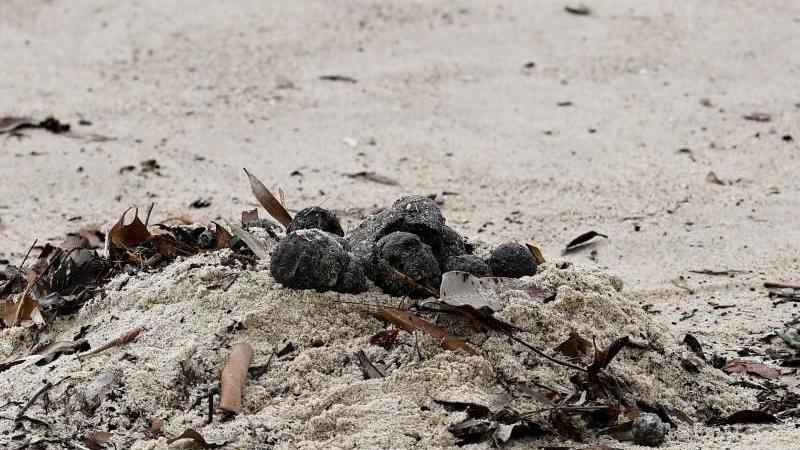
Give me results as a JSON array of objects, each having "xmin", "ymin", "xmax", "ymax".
[{"xmin": 219, "ymin": 343, "xmax": 254, "ymax": 414}]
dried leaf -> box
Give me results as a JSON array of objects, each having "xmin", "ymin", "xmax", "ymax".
[
  {"xmin": 706, "ymin": 171, "xmax": 725, "ymax": 185},
  {"xmin": 83, "ymin": 431, "xmax": 111, "ymax": 450},
  {"xmin": 563, "ymin": 231, "xmax": 608, "ymax": 253},
  {"xmin": 0, "ymin": 116, "xmax": 37, "ymax": 133},
  {"xmin": 588, "ymin": 336, "xmax": 635, "ymax": 378},
  {"xmin": 722, "ymin": 359, "xmax": 781, "ymax": 379},
  {"xmin": 319, "ymin": 74, "xmax": 357, "ymax": 83},
  {"xmin": 742, "ymin": 112, "xmax": 771, "ymax": 122},
  {"xmin": 355, "ymin": 350, "xmax": 386, "ymax": 379},
  {"xmin": 718, "ymin": 409, "xmax": 779, "ymax": 425},
  {"xmin": 219, "ymin": 343, "xmax": 254, "ymax": 414},
  {"xmin": 32, "ymin": 339, "xmax": 90, "ymax": 365},
  {"xmin": 228, "ymin": 223, "xmax": 269, "ymax": 260},
  {"xmin": 345, "ymin": 171, "xmax": 399, "ymax": 186},
  {"xmin": 370, "ymin": 329, "xmax": 399, "ymax": 350},
  {"xmin": 241, "ymin": 209, "xmax": 259, "ymax": 225},
  {"xmin": 0, "ymin": 289, "xmax": 45, "ymax": 328},
  {"xmin": 77, "ymin": 327, "xmax": 142, "ymax": 360},
  {"xmin": 143, "ymin": 419, "xmax": 164, "ymax": 438},
  {"xmin": 374, "ymin": 308, "xmax": 477, "ymax": 355},
  {"xmin": 212, "ymin": 222, "xmax": 232, "ymax": 249},
  {"xmin": 108, "ymin": 208, "xmax": 151, "ymax": 252},
  {"xmin": 682, "ymin": 334, "xmax": 705, "ymax": 360},
  {"xmin": 555, "ymin": 332, "xmax": 593, "ymax": 359},
  {"xmin": 243, "ymin": 168, "xmax": 292, "ymax": 227},
  {"xmin": 166, "ymin": 428, "xmax": 228, "ymax": 448},
  {"xmin": 525, "ymin": 242, "xmax": 546, "ymax": 264},
  {"xmin": 565, "ymin": 4, "xmax": 591, "ymax": 15}
]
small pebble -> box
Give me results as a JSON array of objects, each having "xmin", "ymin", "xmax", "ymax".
[
  {"xmin": 487, "ymin": 243, "xmax": 537, "ymax": 278},
  {"xmin": 287, "ymin": 206, "xmax": 344, "ymax": 236},
  {"xmin": 632, "ymin": 413, "xmax": 669, "ymax": 447}
]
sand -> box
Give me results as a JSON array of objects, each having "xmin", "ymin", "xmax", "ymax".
[{"xmin": 1, "ymin": 0, "xmax": 799, "ymax": 448}]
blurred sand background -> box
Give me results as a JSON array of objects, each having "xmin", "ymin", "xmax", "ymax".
[{"xmin": 0, "ymin": 0, "xmax": 798, "ymax": 424}]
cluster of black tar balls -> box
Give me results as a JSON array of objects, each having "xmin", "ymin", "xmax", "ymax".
[{"xmin": 269, "ymin": 195, "xmax": 538, "ymax": 297}]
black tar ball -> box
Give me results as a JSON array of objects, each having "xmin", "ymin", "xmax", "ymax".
[
  {"xmin": 372, "ymin": 231, "xmax": 441, "ymax": 297},
  {"xmin": 446, "ymin": 255, "xmax": 492, "ymax": 277},
  {"xmin": 487, "ymin": 242, "xmax": 537, "ymax": 278},
  {"xmin": 287, "ymin": 206, "xmax": 344, "ymax": 237},
  {"xmin": 270, "ymin": 229, "xmax": 349, "ymax": 291}
]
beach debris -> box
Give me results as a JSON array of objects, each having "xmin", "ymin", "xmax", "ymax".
[
  {"xmin": 742, "ymin": 112, "xmax": 771, "ymax": 122},
  {"xmin": 343, "ymin": 136, "xmax": 358, "ymax": 148},
  {"xmin": 632, "ymin": 413, "xmax": 669, "ymax": 447},
  {"xmin": 219, "ymin": 343, "xmax": 254, "ymax": 414},
  {"xmin": 714, "ymin": 410, "xmax": 779, "ymax": 425},
  {"xmin": 345, "ymin": 171, "xmax": 400, "ymax": 186},
  {"xmin": 438, "ymin": 271, "xmax": 512, "ymax": 313},
  {"xmin": 722, "ymin": 359, "xmax": 780, "ymax": 379},
  {"xmin": 370, "ymin": 329, "xmax": 399, "ymax": 350},
  {"xmin": 243, "ymin": 168, "xmax": 292, "ymax": 227},
  {"xmin": 228, "ymin": 223, "xmax": 270, "ymax": 260},
  {"xmin": 32, "ymin": 338, "xmax": 90, "ymax": 365},
  {"xmin": 143, "ymin": 419, "xmax": 164, "ymax": 438},
  {"xmin": 564, "ymin": 4, "xmax": 591, "ymax": 15},
  {"xmin": 83, "ymin": 431, "xmax": 112, "ymax": 450},
  {"xmin": 372, "ymin": 232, "xmax": 442, "ymax": 297},
  {"xmin": 706, "ymin": 171, "xmax": 725, "ymax": 185},
  {"xmin": 319, "ymin": 74, "xmax": 357, "ymax": 83},
  {"xmin": 525, "ymin": 242, "xmax": 546, "ymax": 264},
  {"xmin": 0, "ymin": 115, "xmax": 112, "ymax": 141},
  {"xmin": 563, "ymin": 231, "xmax": 608, "ymax": 253},
  {"xmin": 588, "ymin": 336, "xmax": 639, "ymax": 379},
  {"xmin": 286, "ymin": 206, "xmax": 345, "ymax": 236},
  {"xmin": 270, "ymin": 229, "xmax": 354, "ymax": 292},
  {"xmin": 355, "ymin": 350, "xmax": 386, "ymax": 379},
  {"xmin": 689, "ymin": 269, "xmax": 749, "ymax": 276},
  {"xmin": 556, "ymin": 331, "xmax": 594, "ymax": 359},
  {"xmin": 166, "ymin": 428, "xmax": 229, "ymax": 448},
  {"xmin": 488, "ymin": 243, "xmax": 537, "ymax": 278},
  {"xmin": 374, "ymin": 308, "xmax": 477, "ymax": 355},
  {"xmin": 445, "ymin": 255, "xmax": 492, "ymax": 277},
  {"xmin": 682, "ymin": 334, "xmax": 705, "ymax": 361},
  {"xmin": 190, "ymin": 198, "xmax": 212, "ymax": 209},
  {"xmin": 82, "ymin": 371, "xmax": 120, "ymax": 412},
  {"xmin": 77, "ymin": 327, "xmax": 142, "ymax": 360}
]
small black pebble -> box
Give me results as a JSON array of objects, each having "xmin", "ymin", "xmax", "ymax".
[
  {"xmin": 782, "ymin": 134, "xmax": 794, "ymax": 142},
  {"xmin": 487, "ymin": 242, "xmax": 537, "ymax": 278},
  {"xmin": 445, "ymin": 255, "xmax": 492, "ymax": 277},
  {"xmin": 287, "ymin": 206, "xmax": 344, "ymax": 236},
  {"xmin": 270, "ymin": 229, "xmax": 349, "ymax": 291}
]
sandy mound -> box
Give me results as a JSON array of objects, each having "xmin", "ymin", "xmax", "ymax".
[{"xmin": 0, "ymin": 236, "xmax": 756, "ymax": 449}]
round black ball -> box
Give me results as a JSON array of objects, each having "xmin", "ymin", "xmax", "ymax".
[{"xmin": 487, "ymin": 242, "xmax": 537, "ymax": 278}]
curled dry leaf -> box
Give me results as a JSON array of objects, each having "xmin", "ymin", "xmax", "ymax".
[
  {"xmin": 243, "ymin": 168, "xmax": 292, "ymax": 227},
  {"xmin": 706, "ymin": 171, "xmax": 725, "ymax": 185},
  {"xmin": 212, "ymin": 222, "xmax": 232, "ymax": 249},
  {"xmin": 370, "ymin": 329, "xmax": 399, "ymax": 350},
  {"xmin": 682, "ymin": 334, "xmax": 705, "ymax": 361},
  {"xmin": 219, "ymin": 343, "xmax": 254, "ymax": 414},
  {"xmin": 228, "ymin": 223, "xmax": 269, "ymax": 260},
  {"xmin": 83, "ymin": 431, "xmax": 112, "ymax": 450},
  {"xmin": 355, "ymin": 349, "xmax": 386, "ymax": 379},
  {"xmin": 374, "ymin": 308, "xmax": 477, "ymax": 355},
  {"xmin": 143, "ymin": 419, "xmax": 164, "ymax": 438},
  {"xmin": 563, "ymin": 231, "xmax": 608, "ymax": 253},
  {"xmin": 555, "ymin": 331, "xmax": 593, "ymax": 359},
  {"xmin": 166, "ymin": 428, "xmax": 229, "ymax": 448},
  {"xmin": 108, "ymin": 208, "xmax": 151, "ymax": 253},
  {"xmin": 722, "ymin": 359, "xmax": 781, "ymax": 379},
  {"xmin": 345, "ymin": 171, "xmax": 400, "ymax": 186},
  {"xmin": 588, "ymin": 336, "xmax": 636, "ymax": 378},
  {"xmin": 525, "ymin": 243, "xmax": 546, "ymax": 264}
]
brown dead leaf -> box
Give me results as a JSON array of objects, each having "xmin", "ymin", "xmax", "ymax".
[
  {"xmin": 374, "ymin": 308, "xmax": 477, "ymax": 355},
  {"xmin": 243, "ymin": 168, "xmax": 292, "ymax": 227},
  {"xmin": 143, "ymin": 419, "xmax": 164, "ymax": 438},
  {"xmin": 370, "ymin": 329, "xmax": 399, "ymax": 350},
  {"xmin": 150, "ymin": 234, "xmax": 197, "ymax": 257},
  {"xmin": 108, "ymin": 208, "xmax": 151, "ymax": 252},
  {"xmin": 355, "ymin": 349, "xmax": 386, "ymax": 379},
  {"xmin": 525, "ymin": 242, "xmax": 546, "ymax": 264},
  {"xmin": 722, "ymin": 359, "xmax": 781, "ymax": 379},
  {"xmin": 706, "ymin": 171, "xmax": 725, "ymax": 185},
  {"xmin": 83, "ymin": 431, "xmax": 112, "ymax": 450},
  {"xmin": 241, "ymin": 209, "xmax": 259, "ymax": 225},
  {"xmin": 345, "ymin": 171, "xmax": 400, "ymax": 186},
  {"xmin": 555, "ymin": 332, "xmax": 593, "ymax": 359},
  {"xmin": 166, "ymin": 428, "xmax": 228, "ymax": 448},
  {"xmin": 212, "ymin": 222, "xmax": 232, "ymax": 249}
]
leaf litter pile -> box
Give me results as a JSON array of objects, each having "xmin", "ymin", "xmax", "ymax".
[{"xmin": 0, "ymin": 170, "xmax": 795, "ymax": 449}]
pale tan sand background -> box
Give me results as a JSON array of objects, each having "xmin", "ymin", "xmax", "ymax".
[{"xmin": 1, "ymin": 1, "xmax": 799, "ymax": 448}]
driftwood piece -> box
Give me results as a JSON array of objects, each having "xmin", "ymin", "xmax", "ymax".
[{"xmin": 219, "ymin": 343, "xmax": 254, "ymax": 414}]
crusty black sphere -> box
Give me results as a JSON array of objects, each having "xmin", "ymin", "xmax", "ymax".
[
  {"xmin": 335, "ymin": 257, "xmax": 369, "ymax": 294},
  {"xmin": 487, "ymin": 242, "xmax": 537, "ymax": 278},
  {"xmin": 632, "ymin": 413, "xmax": 669, "ymax": 447},
  {"xmin": 270, "ymin": 229, "xmax": 349, "ymax": 291},
  {"xmin": 372, "ymin": 231, "xmax": 441, "ymax": 297},
  {"xmin": 287, "ymin": 206, "xmax": 344, "ymax": 237},
  {"xmin": 445, "ymin": 255, "xmax": 492, "ymax": 277}
]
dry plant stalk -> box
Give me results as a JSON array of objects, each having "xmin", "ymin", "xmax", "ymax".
[
  {"xmin": 374, "ymin": 308, "xmax": 477, "ymax": 355},
  {"xmin": 77, "ymin": 327, "xmax": 143, "ymax": 360},
  {"xmin": 219, "ymin": 343, "xmax": 254, "ymax": 414}
]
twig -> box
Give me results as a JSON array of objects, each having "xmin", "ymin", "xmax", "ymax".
[
  {"xmin": 765, "ymin": 281, "xmax": 800, "ymax": 290},
  {"xmin": 19, "ymin": 239, "xmax": 38, "ymax": 268},
  {"xmin": 16, "ymin": 378, "xmax": 67, "ymax": 419},
  {"xmin": 507, "ymin": 334, "xmax": 587, "ymax": 373},
  {"xmin": 76, "ymin": 327, "xmax": 143, "ymax": 360},
  {"xmin": 144, "ymin": 202, "xmax": 155, "ymax": 227},
  {"xmin": 219, "ymin": 343, "xmax": 254, "ymax": 414},
  {"xmin": 207, "ymin": 391, "xmax": 214, "ymax": 424}
]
